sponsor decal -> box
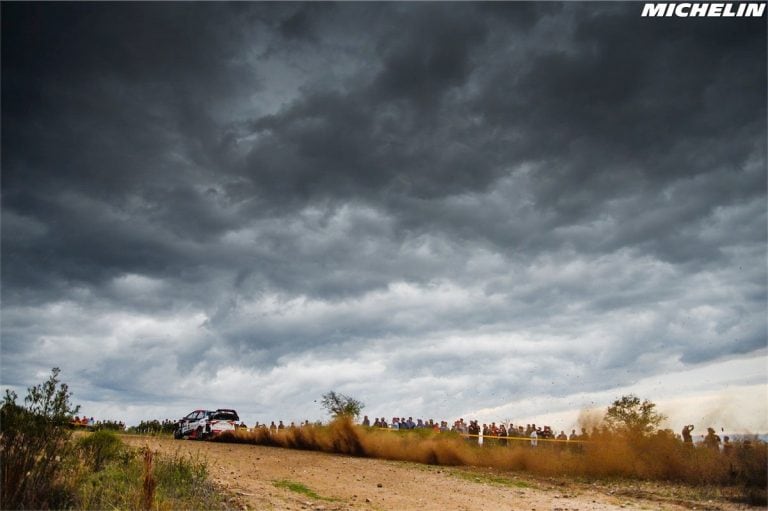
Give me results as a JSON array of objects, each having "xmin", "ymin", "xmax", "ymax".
[{"xmin": 641, "ymin": 2, "xmax": 766, "ymax": 17}]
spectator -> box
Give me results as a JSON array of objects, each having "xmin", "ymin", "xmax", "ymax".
[
  {"xmin": 362, "ymin": 415, "xmax": 370, "ymax": 427},
  {"xmin": 468, "ymin": 420, "xmax": 481, "ymax": 444},
  {"xmin": 682, "ymin": 424, "xmax": 694, "ymax": 444},
  {"xmin": 722, "ymin": 435, "xmax": 733, "ymax": 455},
  {"xmin": 703, "ymin": 427, "xmax": 721, "ymax": 451}
]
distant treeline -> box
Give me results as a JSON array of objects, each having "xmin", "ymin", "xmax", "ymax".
[
  {"xmin": 125, "ymin": 419, "xmax": 177, "ymax": 435},
  {"xmin": 69, "ymin": 417, "xmax": 179, "ymax": 435}
]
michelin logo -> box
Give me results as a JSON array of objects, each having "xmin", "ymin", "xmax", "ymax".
[{"xmin": 642, "ymin": 2, "xmax": 766, "ymax": 16}]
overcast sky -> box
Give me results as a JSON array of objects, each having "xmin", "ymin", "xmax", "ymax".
[{"xmin": 2, "ymin": 2, "xmax": 766, "ymax": 433}]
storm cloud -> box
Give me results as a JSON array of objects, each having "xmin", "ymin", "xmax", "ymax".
[{"xmin": 2, "ymin": 2, "xmax": 765, "ymax": 429}]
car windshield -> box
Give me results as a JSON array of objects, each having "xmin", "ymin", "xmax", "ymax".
[{"xmin": 212, "ymin": 410, "xmax": 239, "ymax": 421}]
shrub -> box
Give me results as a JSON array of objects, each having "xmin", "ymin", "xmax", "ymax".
[
  {"xmin": 71, "ymin": 442, "xmax": 225, "ymax": 510},
  {"xmin": 77, "ymin": 430, "xmax": 125, "ymax": 472},
  {"xmin": 0, "ymin": 368, "xmax": 80, "ymax": 510},
  {"xmin": 1, "ymin": 368, "xmax": 229, "ymax": 510},
  {"xmin": 74, "ymin": 449, "xmax": 142, "ymax": 510},
  {"xmin": 153, "ymin": 450, "xmax": 215, "ymax": 505}
]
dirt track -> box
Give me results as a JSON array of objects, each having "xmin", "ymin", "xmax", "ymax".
[{"xmin": 122, "ymin": 435, "xmax": 756, "ymax": 511}]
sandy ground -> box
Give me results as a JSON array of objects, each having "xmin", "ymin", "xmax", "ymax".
[{"xmin": 122, "ymin": 435, "xmax": 760, "ymax": 511}]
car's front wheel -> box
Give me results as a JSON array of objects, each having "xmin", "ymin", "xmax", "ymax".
[
  {"xmin": 196, "ymin": 426, "xmax": 206, "ymax": 440},
  {"xmin": 173, "ymin": 427, "xmax": 182, "ymax": 440}
]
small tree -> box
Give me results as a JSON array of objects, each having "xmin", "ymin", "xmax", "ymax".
[
  {"xmin": 1, "ymin": 367, "xmax": 80, "ymax": 509},
  {"xmin": 320, "ymin": 391, "xmax": 364, "ymax": 420},
  {"xmin": 604, "ymin": 394, "xmax": 666, "ymax": 436}
]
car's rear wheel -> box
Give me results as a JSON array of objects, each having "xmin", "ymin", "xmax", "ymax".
[{"xmin": 196, "ymin": 426, "xmax": 206, "ymax": 440}]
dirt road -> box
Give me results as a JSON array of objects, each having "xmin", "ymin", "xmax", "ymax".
[{"xmin": 122, "ymin": 435, "xmax": 753, "ymax": 511}]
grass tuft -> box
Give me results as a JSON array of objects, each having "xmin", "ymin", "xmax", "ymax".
[
  {"xmin": 449, "ymin": 469, "xmax": 534, "ymax": 489},
  {"xmin": 273, "ymin": 479, "xmax": 336, "ymax": 501}
]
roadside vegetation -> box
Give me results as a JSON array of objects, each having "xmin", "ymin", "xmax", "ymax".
[{"xmin": 0, "ymin": 368, "xmax": 228, "ymax": 510}]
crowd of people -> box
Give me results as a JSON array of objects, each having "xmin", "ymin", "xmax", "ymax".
[
  {"xmin": 353, "ymin": 416, "xmax": 741, "ymax": 451},
  {"xmin": 246, "ymin": 420, "xmax": 321, "ymax": 432},
  {"xmin": 682, "ymin": 424, "xmax": 739, "ymax": 453},
  {"xmin": 361, "ymin": 415, "xmax": 578, "ymax": 445},
  {"xmin": 362, "ymin": 415, "xmax": 576, "ymax": 440}
]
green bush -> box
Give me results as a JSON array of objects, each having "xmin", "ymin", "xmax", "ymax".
[
  {"xmin": 74, "ymin": 447, "xmax": 225, "ymax": 510},
  {"xmin": 153, "ymin": 452, "xmax": 213, "ymax": 503},
  {"xmin": 75, "ymin": 452, "xmax": 143, "ymax": 510},
  {"xmin": 77, "ymin": 430, "xmax": 125, "ymax": 472},
  {"xmin": 0, "ymin": 368, "xmax": 80, "ymax": 510},
  {"xmin": 2, "ymin": 369, "xmax": 229, "ymax": 510}
]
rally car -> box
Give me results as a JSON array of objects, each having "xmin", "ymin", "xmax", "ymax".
[{"xmin": 173, "ymin": 408, "xmax": 240, "ymax": 440}]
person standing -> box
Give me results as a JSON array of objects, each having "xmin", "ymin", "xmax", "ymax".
[
  {"xmin": 722, "ymin": 436, "xmax": 733, "ymax": 455},
  {"xmin": 703, "ymin": 427, "xmax": 721, "ymax": 451},
  {"xmin": 499, "ymin": 424, "xmax": 508, "ymax": 447},
  {"xmin": 682, "ymin": 424, "xmax": 694, "ymax": 444}
]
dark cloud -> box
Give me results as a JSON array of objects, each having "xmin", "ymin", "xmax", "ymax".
[
  {"xmin": 1, "ymin": 2, "xmax": 765, "ymax": 426},
  {"xmin": 371, "ymin": 5, "xmax": 488, "ymax": 108}
]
